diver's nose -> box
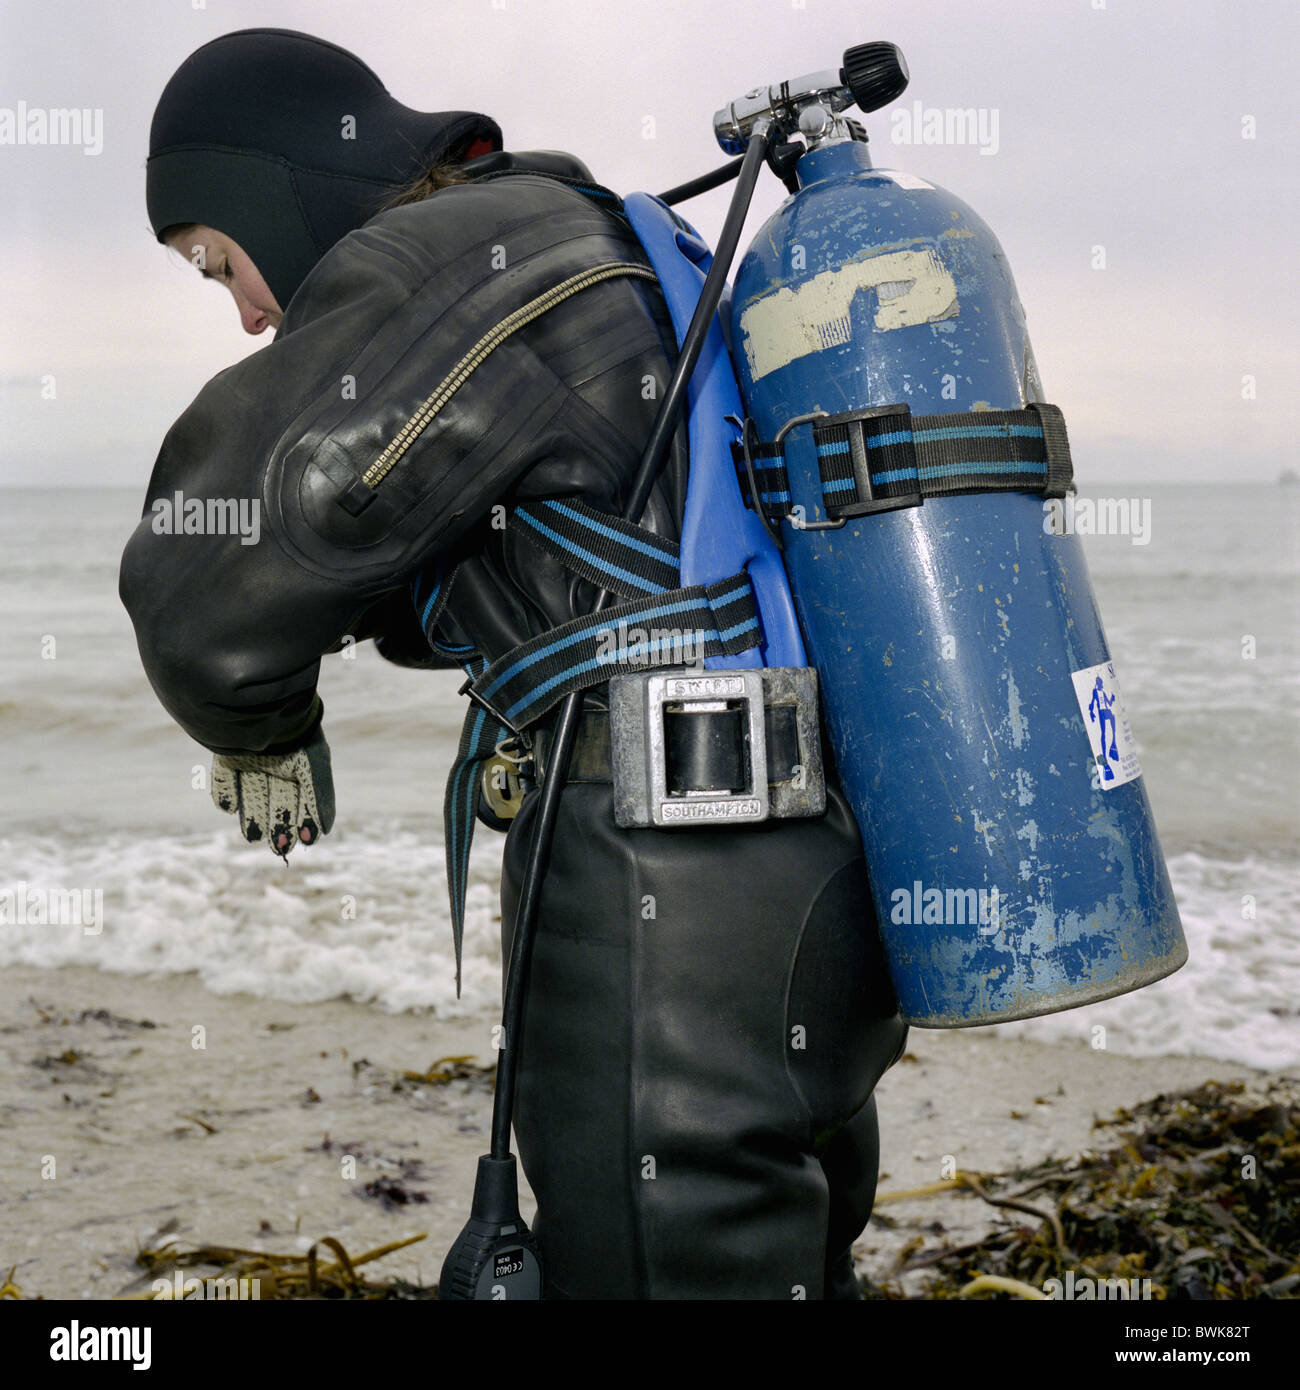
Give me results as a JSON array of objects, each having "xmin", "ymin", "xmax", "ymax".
[
  {"xmin": 229, "ymin": 282, "xmax": 270, "ymax": 335},
  {"xmin": 239, "ymin": 299, "xmax": 270, "ymax": 335}
]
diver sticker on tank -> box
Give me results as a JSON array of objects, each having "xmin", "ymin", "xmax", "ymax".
[{"xmin": 1071, "ymin": 660, "xmax": 1142, "ymax": 790}]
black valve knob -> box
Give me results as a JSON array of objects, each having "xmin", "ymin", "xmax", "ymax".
[{"xmin": 840, "ymin": 42, "xmax": 909, "ymax": 114}]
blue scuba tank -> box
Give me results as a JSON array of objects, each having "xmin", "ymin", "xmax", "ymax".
[{"xmin": 728, "ymin": 137, "xmax": 1187, "ymax": 1025}]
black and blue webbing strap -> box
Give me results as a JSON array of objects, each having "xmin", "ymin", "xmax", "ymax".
[
  {"xmin": 476, "ymin": 498, "xmax": 762, "ymax": 727},
  {"xmin": 441, "ymin": 656, "xmax": 510, "ymax": 994},
  {"xmin": 418, "ymin": 497, "xmax": 763, "ymax": 993},
  {"xmin": 412, "ymin": 563, "xmax": 476, "ymax": 658},
  {"xmin": 468, "ymin": 572, "xmax": 760, "ymax": 728},
  {"xmin": 513, "ymin": 497, "xmax": 680, "ymax": 595},
  {"xmin": 735, "ymin": 402, "xmax": 1074, "ymax": 523},
  {"xmin": 730, "ymin": 433, "xmax": 792, "ymax": 524},
  {"xmin": 412, "ymin": 566, "xmax": 497, "ymax": 992}
]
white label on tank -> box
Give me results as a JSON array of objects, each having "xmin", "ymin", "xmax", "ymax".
[
  {"xmin": 875, "ymin": 169, "xmax": 935, "ymax": 191},
  {"xmin": 739, "ymin": 248, "xmax": 958, "ymax": 381},
  {"xmin": 1071, "ymin": 659, "xmax": 1142, "ymax": 790}
]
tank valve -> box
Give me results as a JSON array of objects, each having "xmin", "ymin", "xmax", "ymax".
[
  {"xmin": 840, "ymin": 42, "xmax": 910, "ymax": 115},
  {"xmin": 713, "ymin": 40, "xmax": 909, "ymax": 154}
]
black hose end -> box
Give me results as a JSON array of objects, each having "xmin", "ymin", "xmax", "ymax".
[
  {"xmin": 438, "ymin": 1154, "xmax": 544, "ymax": 1300},
  {"xmin": 469, "ymin": 1153, "xmax": 523, "ymax": 1223}
]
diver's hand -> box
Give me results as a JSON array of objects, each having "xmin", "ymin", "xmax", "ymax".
[{"xmin": 210, "ymin": 723, "xmax": 336, "ymax": 857}]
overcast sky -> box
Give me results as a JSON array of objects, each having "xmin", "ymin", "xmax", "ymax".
[{"xmin": 1, "ymin": 0, "xmax": 1295, "ymax": 487}]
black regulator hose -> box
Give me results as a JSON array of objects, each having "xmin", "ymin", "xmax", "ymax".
[
  {"xmin": 657, "ymin": 157, "xmax": 743, "ymax": 206},
  {"xmin": 439, "ymin": 120, "xmax": 773, "ymax": 1301}
]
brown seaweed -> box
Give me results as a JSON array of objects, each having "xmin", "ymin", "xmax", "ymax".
[
  {"xmin": 861, "ymin": 1079, "xmax": 1300, "ymax": 1300},
  {"xmin": 6, "ymin": 1077, "xmax": 1294, "ymax": 1300},
  {"xmin": 130, "ymin": 1233, "xmax": 435, "ymax": 1299}
]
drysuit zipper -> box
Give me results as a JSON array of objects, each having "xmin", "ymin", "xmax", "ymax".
[{"xmin": 362, "ymin": 261, "xmax": 658, "ymax": 489}]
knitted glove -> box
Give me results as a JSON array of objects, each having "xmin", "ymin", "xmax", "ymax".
[{"xmin": 211, "ymin": 722, "xmax": 336, "ymax": 857}]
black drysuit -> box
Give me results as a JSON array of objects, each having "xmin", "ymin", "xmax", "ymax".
[{"xmin": 120, "ymin": 163, "xmax": 907, "ymax": 1299}]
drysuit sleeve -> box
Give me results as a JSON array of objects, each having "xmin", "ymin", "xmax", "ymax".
[
  {"xmin": 118, "ymin": 206, "xmax": 497, "ymax": 755},
  {"xmin": 121, "ymin": 178, "xmax": 658, "ymax": 756},
  {"xmin": 119, "ymin": 345, "xmax": 380, "ymax": 758}
]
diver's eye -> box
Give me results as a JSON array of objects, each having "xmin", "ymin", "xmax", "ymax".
[{"xmin": 220, "ymin": 260, "xmax": 233, "ymax": 282}]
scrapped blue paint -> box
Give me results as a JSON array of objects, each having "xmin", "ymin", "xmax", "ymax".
[{"xmin": 729, "ymin": 139, "xmax": 1186, "ymax": 1025}]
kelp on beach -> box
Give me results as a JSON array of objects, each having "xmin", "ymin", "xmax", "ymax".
[
  {"xmin": 132, "ymin": 1234, "xmax": 436, "ymax": 1300},
  {"xmin": 3, "ymin": 1077, "xmax": 1295, "ymax": 1300},
  {"xmin": 862, "ymin": 1079, "xmax": 1300, "ymax": 1300}
]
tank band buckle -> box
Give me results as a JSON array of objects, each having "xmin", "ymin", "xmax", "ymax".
[
  {"xmin": 810, "ymin": 403, "xmax": 924, "ymax": 521},
  {"xmin": 771, "ymin": 409, "xmax": 848, "ymax": 530},
  {"xmin": 608, "ymin": 666, "xmax": 826, "ymax": 829}
]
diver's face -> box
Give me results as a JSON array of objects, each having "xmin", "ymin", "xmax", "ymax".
[{"xmin": 166, "ymin": 226, "xmax": 283, "ymax": 335}]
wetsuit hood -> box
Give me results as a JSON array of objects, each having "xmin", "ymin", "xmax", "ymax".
[{"xmin": 146, "ymin": 27, "xmax": 502, "ymax": 308}]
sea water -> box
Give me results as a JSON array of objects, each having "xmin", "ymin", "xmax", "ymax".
[{"xmin": 0, "ymin": 484, "xmax": 1296, "ymax": 1067}]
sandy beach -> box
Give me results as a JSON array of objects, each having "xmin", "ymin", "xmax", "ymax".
[{"xmin": 2, "ymin": 962, "xmax": 1288, "ymax": 1300}]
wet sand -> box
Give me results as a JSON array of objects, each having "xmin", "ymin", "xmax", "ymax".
[{"xmin": 1, "ymin": 964, "xmax": 1285, "ymax": 1299}]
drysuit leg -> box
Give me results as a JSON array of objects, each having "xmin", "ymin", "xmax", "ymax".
[
  {"xmin": 821, "ymin": 1096, "xmax": 883, "ymax": 1300},
  {"xmin": 500, "ymin": 779, "xmax": 906, "ymax": 1300}
]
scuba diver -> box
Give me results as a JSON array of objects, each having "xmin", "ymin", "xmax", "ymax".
[
  {"xmin": 1089, "ymin": 675, "xmax": 1120, "ymax": 779},
  {"xmin": 122, "ymin": 28, "xmax": 908, "ymax": 1300}
]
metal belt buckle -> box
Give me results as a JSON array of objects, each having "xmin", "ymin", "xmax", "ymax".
[
  {"xmin": 611, "ymin": 669, "xmax": 768, "ymax": 828},
  {"xmin": 481, "ymin": 736, "xmax": 533, "ymax": 823},
  {"xmin": 609, "ymin": 667, "xmax": 826, "ymax": 829}
]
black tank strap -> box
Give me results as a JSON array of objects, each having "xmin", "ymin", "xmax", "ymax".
[{"xmin": 733, "ymin": 401, "xmax": 1074, "ymax": 525}]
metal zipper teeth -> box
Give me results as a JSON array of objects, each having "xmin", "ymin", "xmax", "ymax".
[{"xmin": 361, "ymin": 261, "xmax": 659, "ymax": 489}]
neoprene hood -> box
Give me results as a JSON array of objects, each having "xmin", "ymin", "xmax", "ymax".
[{"xmin": 146, "ymin": 28, "xmax": 502, "ymax": 308}]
